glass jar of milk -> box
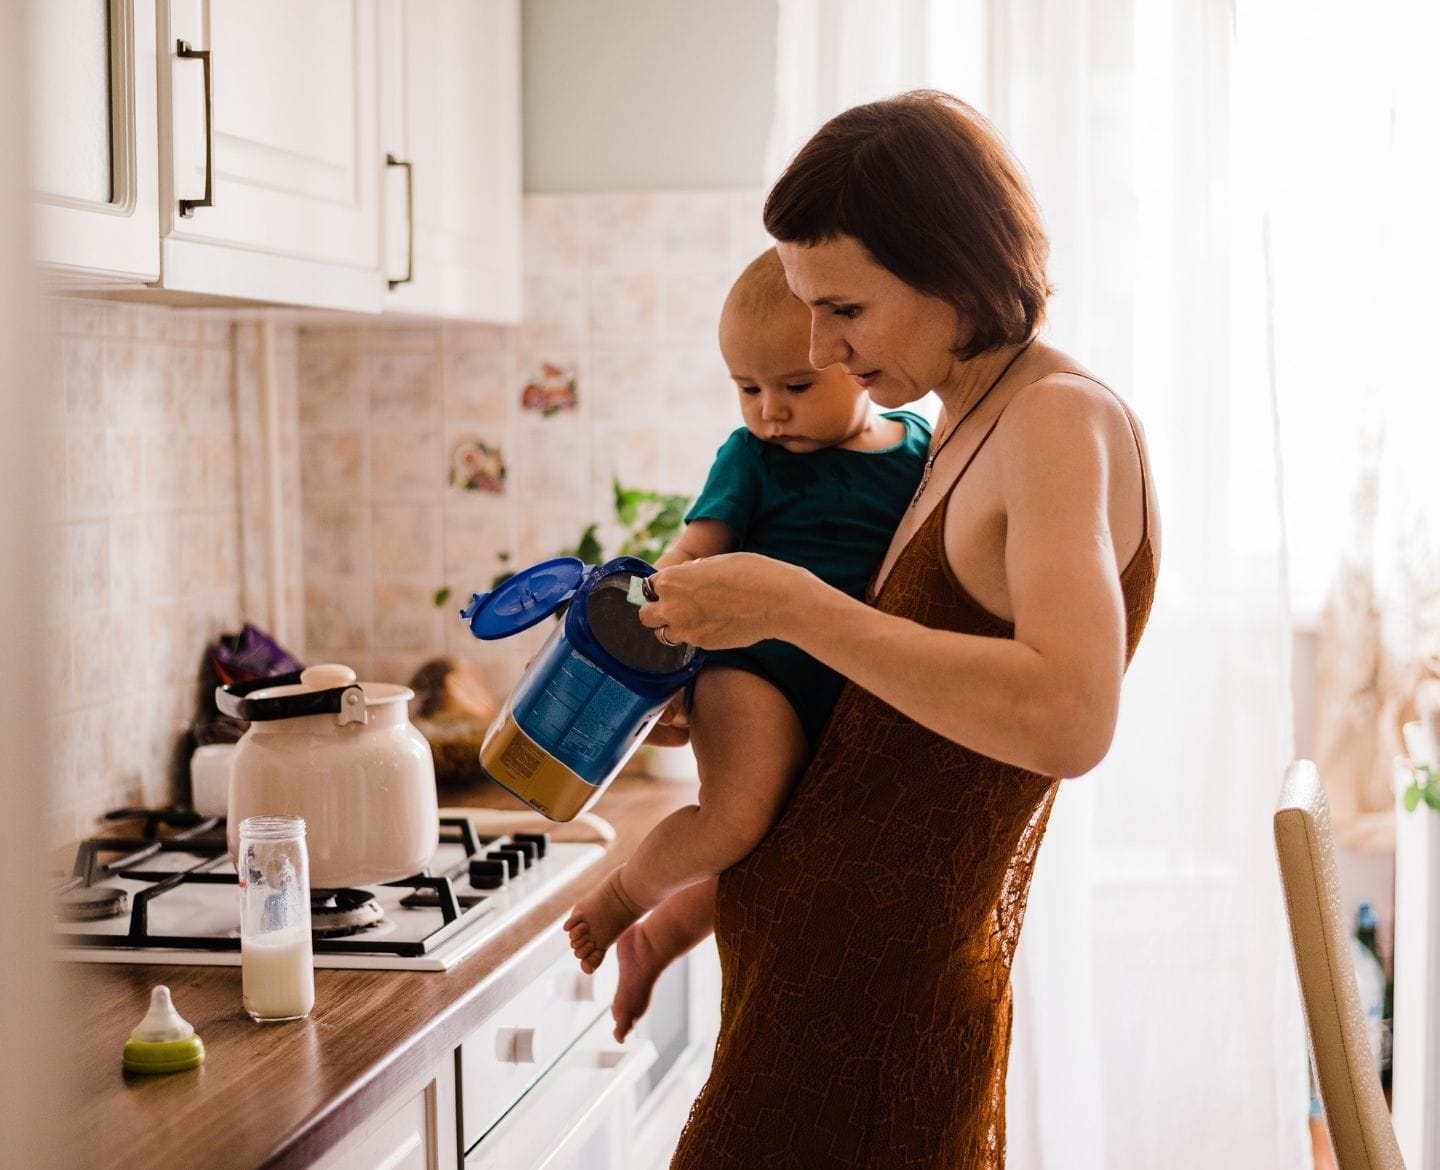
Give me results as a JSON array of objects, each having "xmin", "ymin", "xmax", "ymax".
[{"xmin": 238, "ymin": 815, "xmax": 316, "ymax": 1023}]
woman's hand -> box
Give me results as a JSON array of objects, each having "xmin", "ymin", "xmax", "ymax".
[{"xmin": 639, "ymin": 553, "xmax": 812, "ymax": 650}]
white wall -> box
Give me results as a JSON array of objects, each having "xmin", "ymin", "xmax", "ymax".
[{"xmin": 522, "ymin": 0, "xmax": 777, "ymax": 192}]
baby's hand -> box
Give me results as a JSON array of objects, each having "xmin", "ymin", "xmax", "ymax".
[{"xmin": 646, "ymin": 691, "xmax": 691, "ymax": 748}]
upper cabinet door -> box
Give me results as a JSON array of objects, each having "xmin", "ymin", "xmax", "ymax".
[
  {"xmin": 379, "ymin": 0, "xmax": 522, "ymax": 323},
  {"xmin": 30, "ymin": 0, "xmax": 161, "ymax": 284},
  {"xmin": 161, "ymin": 0, "xmax": 384, "ymax": 312}
]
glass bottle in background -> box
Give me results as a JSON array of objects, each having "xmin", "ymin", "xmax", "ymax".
[
  {"xmin": 238, "ymin": 815, "xmax": 315, "ymax": 1023},
  {"xmin": 1349, "ymin": 901, "xmax": 1388, "ymax": 1085},
  {"xmin": 1354, "ymin": 902, "xmax": 1394, "ymax": 1093}
]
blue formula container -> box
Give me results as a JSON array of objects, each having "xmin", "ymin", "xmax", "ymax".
[{"xmin": 460, "ymin": 556, "xmax": 705, "ymax": 821}]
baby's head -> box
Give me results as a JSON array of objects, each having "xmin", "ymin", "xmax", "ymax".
[{"xmin": 719, "ymin": 248, "xmax": 873, "ymax": 453}]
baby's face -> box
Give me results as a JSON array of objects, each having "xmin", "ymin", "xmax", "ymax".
[{"xmin": 720, "ymin": 309, "xmax": 873, "ymax": 454}]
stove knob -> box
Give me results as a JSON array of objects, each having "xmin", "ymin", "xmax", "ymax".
[
  {"xmin": 485, "ymin": 849, "xmax": 522, "ymax": 878},
  {"xmin": 494, "ymin": 845, "xmax": 530, "ymax": 873},
  {"xmin": 513, "ymin": 831, "xmax": 550, "ymax": 859},
  {"xmin": 468, "ymin": 858, "xmax": 508, "ymax": 889},
  {"xmin": 503, "ymin": 838, "xmax": 539, "ymax": 864}
]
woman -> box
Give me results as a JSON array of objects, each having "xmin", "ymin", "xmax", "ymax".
[{"xmin": 642, "ymin": 90, "xmax": 1159, "ymax": 1169}]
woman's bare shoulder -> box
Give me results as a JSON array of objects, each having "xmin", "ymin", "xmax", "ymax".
[
  {"xmin": 999, "ymin": 367, "xmax": 1137, "ymax": 456},
  {"xmin": 1014, "ymin": 357, "xmax": 1126, "ymax": 406},
  {"xmin": 1000, "ymin": 364, "xmax": 1159, "ymax": 564}
]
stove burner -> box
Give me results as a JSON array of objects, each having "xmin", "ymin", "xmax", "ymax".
[
  {"xmin": 56, "ymin": 885, "xmax": 129, "ymax": 922},
  {"xmin": 309, "ymin": 888, "xmax": 385, "ymax": 938}
]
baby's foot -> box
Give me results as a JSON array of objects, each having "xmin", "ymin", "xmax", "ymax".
[
  {"xmin": 563, "ymin": 869, "xmax": 644, "ymax": 974},
  {"xmin": 611, "ymin": 921, "xmax": 666, "ymax": 1043}
]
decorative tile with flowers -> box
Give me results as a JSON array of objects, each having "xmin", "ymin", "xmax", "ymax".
[
  {"xmin": 449, "ymin": 437, "xmax": 506, "ymax": 494},
  {"xmin": 520, "ymin": 361, "xmax": 578, "ymax": 416}
]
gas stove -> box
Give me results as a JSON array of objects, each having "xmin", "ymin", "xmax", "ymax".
[{"xmin": 52, "ymin": 808, "xmax": 607, "ymax": 970}]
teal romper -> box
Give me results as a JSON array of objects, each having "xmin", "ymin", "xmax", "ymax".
[{"xmin": 685, "ymin": 410, "xmax": 932, "ymax": 747}]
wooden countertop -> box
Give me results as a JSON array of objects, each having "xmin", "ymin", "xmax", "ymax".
[{"xmin": 59, "ymin": 774, "xmax": 699, "ymax": 1170}]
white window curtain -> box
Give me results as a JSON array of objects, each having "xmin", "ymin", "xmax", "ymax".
[
  {"xmin": 1260, "ymin": 0, "xmax": 1440, "ymax": 631},
  {"xmin": 1262, "ymin": 0, "xmax": 1440, "ymax": 865},
  {"xmin": 765, "ymin": 3, "xmax": 1310, "ymax": 1167}
]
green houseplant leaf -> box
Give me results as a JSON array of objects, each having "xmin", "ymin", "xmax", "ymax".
[
  {"xmin": 567, "ymin": 524, "xmax": 605, "ymax": 565},
  {"xmin": 1405, "ymin": 764, "xmax": 1440, "ymax": 815}
]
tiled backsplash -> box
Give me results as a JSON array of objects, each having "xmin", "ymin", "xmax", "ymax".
[
  {"xmin": 43, "ymin": 189, "xmax": 768, "ymax": 848},
  {"xmin": 298, "ymin": 190, "xmax": 769, "ymax": 699},
  {"xmin": 41, "ymin": 301, "xmax": 246, "ymax": 847}
]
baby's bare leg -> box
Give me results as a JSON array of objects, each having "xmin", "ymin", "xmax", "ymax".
[
  {"xmin": 612, "ymin": 876, "xmax": 716, "ymax": 1042},
  {"xmin": 564, "ymin": 668, "xmax": 807, "ymax": 972}
]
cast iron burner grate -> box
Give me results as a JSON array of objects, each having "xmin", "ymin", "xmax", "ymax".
[{"xmin": 53, "ymin": 813, "xmax": 508, "ymax": 958}]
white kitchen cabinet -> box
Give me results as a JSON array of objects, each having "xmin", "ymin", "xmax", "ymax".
[
  {"xmin": 629, "ymin": 937, "xmax": 721, "ymax": 1169},
  {"xmin": 159, "ymin": 0, "xmax": 385, "ymax": 312},
  {"xmin": 31, "ymin": 0, "xmax": 524, "ymax": 317},
  {"xmin": 311, "ymin": 1055, "xmax": 459, "ymax": 1170},
  {"xmin": 29, "ymin": 0, "xmax": 161, "ymax": 284},
  {"xmin": 378, "ymin": 0, "xmax": 522, "ymax": 323}
]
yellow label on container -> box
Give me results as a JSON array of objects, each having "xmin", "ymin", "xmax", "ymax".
[
  {"xmin": 480, "ymin": 714, "xmax": 599, "ymax": 822},
  {"xmin": 497, "ymin": 727, "xmax": 543, "ymax": 781}
]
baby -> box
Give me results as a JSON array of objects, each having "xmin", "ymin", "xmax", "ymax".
[{"xmin": 564, "ymin": 248, "xmax": 931, "ymax": 1038}]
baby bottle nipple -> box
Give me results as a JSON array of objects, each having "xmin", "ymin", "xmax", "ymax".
[{"xmin": 121, "ymin": 985, "xmax": 206, "ymax": 1074}]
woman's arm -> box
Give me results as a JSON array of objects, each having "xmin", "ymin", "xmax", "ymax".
[{"xmin": 640, "ymin": 389, "xmax": 1136, "ymax": 778}]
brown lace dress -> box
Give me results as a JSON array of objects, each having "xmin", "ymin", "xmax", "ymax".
[{"xmin": 671, "ymin": 397, "xmax": 1158, "ymax": 1170}]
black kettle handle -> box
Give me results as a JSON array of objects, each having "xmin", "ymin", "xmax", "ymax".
[{"xmin": 216, "ymin": 671, "xmax": 363, "ymax": 722}]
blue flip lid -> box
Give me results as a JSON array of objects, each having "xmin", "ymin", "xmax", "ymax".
[{"xmin": 460, "ymin": 557, "xmax": 588, "ymax": 639}]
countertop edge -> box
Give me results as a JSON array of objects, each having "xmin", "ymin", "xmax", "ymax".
[{"xmin": 267, "ymin": 920, "xmax": 575, "ymax": 1169}]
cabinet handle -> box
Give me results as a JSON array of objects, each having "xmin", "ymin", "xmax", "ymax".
[
  {"xmin": 494, "ymin": 1026, "xmax": 537, "ymax": 1064},
  {"xmin": 386, "ymin": 153, "xmax": 414, "ymax": 289},
  {"xmin": 176, "ymin": 41, "xmax": 214, "ymax": 218}
]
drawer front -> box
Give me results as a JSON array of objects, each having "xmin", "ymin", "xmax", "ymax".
[
  {"xmin": 459, "ymin": 946, "xmax": 619, "ymax": 1149},
  {"xmin": 464, "ymin": 1012, "xmax": 657, "ymax": 1170}
]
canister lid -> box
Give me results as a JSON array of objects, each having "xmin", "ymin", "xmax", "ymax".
[
  {"xmin": 461, "ymin": 557, "xmax": 587, "ymax": 639},
  {"xmin": 215, "ymin": 664, "xmax": 408, "ymax": 723}
]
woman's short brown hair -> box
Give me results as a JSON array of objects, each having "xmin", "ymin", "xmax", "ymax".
[{"xmin": 763, "ymin": 90, "xmax": 1051, "ymax": 360}]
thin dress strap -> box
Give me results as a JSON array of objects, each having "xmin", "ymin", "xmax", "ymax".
[
  {"xmin": 865, "ymin": 402, "xmax": 1016, "ymax": 606},
  {"xmin": 883, "ymin": 370, "xmax": 1152, "ymax": 602},
  {"xmin": 938, "ymin": 408, "xmax": 1010, "ymax": 504}
]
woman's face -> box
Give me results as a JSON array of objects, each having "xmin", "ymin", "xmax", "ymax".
[{"xmin": 776, "ymin": 236, "xmax": 967, "ymax": 408}]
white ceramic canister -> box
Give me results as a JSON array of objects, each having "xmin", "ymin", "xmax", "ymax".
[
  {"xmin": 189, "ymin": 742, "xmax": 236, "ymax": 817},
  {"xmin": 218, "ymin": 664, "xmax": 439, "ymax": 889}
]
